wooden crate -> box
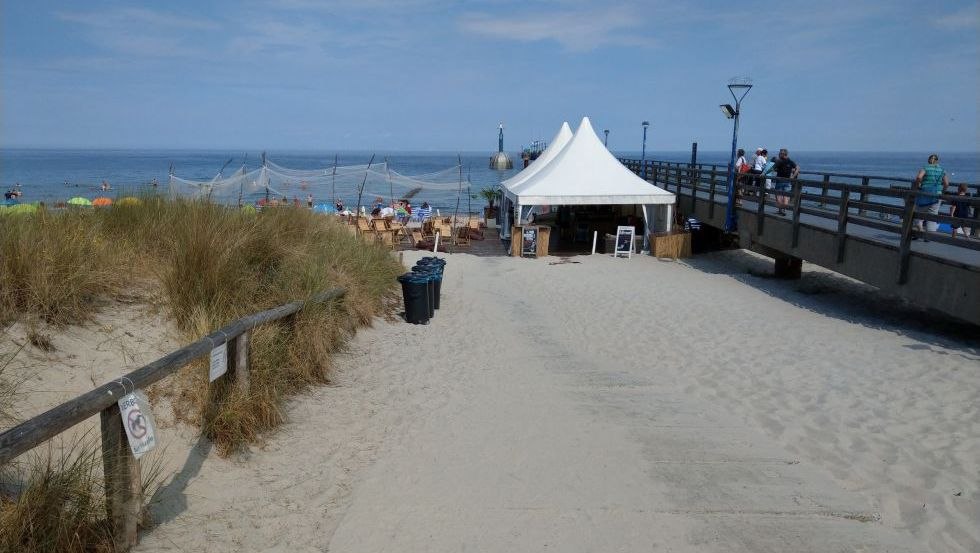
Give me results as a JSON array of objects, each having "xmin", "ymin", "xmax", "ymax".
[{"xmin": 650, "ymin": 231, "xmax": 692, "ymax": 259}]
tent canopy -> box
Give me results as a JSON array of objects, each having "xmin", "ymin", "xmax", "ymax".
[
  {"xmin": 501, "ymin": 117, "xmax": 675, "ymax": 206},
  {"xmin": 502, "ymin": 121, "xmax": 572, "ymax": 193}
]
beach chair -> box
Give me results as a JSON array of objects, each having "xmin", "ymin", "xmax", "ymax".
[
  {"xmin": 355, "ymin": 217, "xmax": 376, "ymax": 244},
  {"xmin": 454, "ymin": 224, "xmax": 471, "ymax": 247},
  {"xmin": 370, "ymin": 218, "xmax": 396, "ymax": 248}
]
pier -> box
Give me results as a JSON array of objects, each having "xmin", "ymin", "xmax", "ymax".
[{"xmin": 621, "ymin": 158, "xmax": 980, "ymax": 326}]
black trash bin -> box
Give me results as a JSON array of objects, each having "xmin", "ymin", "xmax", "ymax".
[
  {"xmin": 397, "ymin": 273, "xmax": 430, "ymax": 324},
  {"xmin": 412, "ymin": 265, "xmax": 441, "ymax": 311}
]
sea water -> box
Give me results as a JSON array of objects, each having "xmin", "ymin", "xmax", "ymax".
[{"xmin": 1, "ymin": 149, "xmax": 977, "ymax": 213}]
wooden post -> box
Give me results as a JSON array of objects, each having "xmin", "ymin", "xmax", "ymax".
[
  {"xmin": 836, "ymin": 186, "xmax": 851, "ymax": 263},
  {"xmin": 230, "ymin": 331, "xmax": 250, "ymax": 393},
  {"xmin": 897, "ymin": 193, "xmax": 916, "ymax": 284},
  {"xmin": 756, "ymin": 180, "xmax": 767, "ymax": 236},
  {"xmin": 707, "ymin": 167, "xmax": 716, "ymax": 219},
  {"xmin": 819, "ymin": 174, "xmax": 830, "ymax": 207},
  {"xmin": 101, "ymin": 403, "xmax": 141, "ymax": 551},
  {"xmin": 858, "ymin": 176, "xmax": 870, "ymax": 216},
  {"xmin": 791, "ymin": 179, "xmax": 803, "ymax": 248}
]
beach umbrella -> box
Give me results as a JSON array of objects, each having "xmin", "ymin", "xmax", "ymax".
[
  {"xmin": 93, "ymin": 197, "xmax": 113, "ymax": 207},
  {"xmin": 68, "ymin": 197, "xmax": 93, "ymax": 206},
  {"xmin": 117, "ymin": 197, "xmax": 142, "ymax": 207}
]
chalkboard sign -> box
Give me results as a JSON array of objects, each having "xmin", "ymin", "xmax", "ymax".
[
  {"xmin": 614, "ymin": 226, "xmax": 635, "ymax": 259},
  {"xmin": 574, "ymin": 223, "xmax": 589, "ymax": 243},
  {"xmin": 522, "ymin": 226, "xmax": 538, "ymax": 257}
]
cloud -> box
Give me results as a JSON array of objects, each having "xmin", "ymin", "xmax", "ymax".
[
  {"xmin": 932, "ymin": 5, "xmax": 979, "ymax": 30},
  {"xmin": 56, "ymin": 7, "xmax": 219, "ymax": 31},
  {"xmin": 458, "ymin": 7, "xmax": 652, "ymax": 51}
]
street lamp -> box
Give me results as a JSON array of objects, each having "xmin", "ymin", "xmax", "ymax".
[
  {"xmin": 604, "ymin": 129, "xmax": 609, "ymax": 147},
  {"xmin": 721, "ymin": 79, "xmax": 752, "ymax": 232},
  {"xmin": 640, "ymin": 121, "xmax": 650, "ymax": 180}
]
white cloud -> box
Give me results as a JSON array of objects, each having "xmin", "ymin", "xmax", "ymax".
[
  {"xmin": 56, "ymin": 7, "xmax": 219, "ymax": 31},
  {"xmin": 458, "ymin": 7, "xmax": 653, "ymax": 51}
]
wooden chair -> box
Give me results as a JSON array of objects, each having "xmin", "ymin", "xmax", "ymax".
[
  {"xmin": 355, "ymin": 217, "xmax": 376, "ymax": 244},
  {"xmin": 371, "ymin": 218, "xmax": 397, "ymax": 249},
  {"xmin": 454, "ymin": 224, "xmax": 471, "ymax": 247}
]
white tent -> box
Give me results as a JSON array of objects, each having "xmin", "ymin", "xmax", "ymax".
[
  {"xmin": 502, "ymin": 121, "xmax": 573, "ymax": 192},
  {"xmin": 500, "ymin": 116, "xmax": 676, "ymax": 250}
]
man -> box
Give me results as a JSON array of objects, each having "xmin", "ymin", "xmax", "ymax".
[{"xmin": 772, "ymin": 148, "xmax": 800, "ymax": 215}]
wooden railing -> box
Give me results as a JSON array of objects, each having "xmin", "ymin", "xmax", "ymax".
[
  {"xmin": 620, "ymin": 158, "xmax": 980, "ymax": 281},
  {"xmin": 0, "ymin": 287, "xmax": 346, "ymax": 551}
]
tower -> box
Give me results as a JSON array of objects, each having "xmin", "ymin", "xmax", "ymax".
[{"xmin": 489, "ymin": 123, "xmax": 514, "ymax": 170}]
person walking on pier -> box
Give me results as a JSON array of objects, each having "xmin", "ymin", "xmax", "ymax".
[
  {"xmin": 773, "ymin": 148, "xmax": 799, "ymax": 215},
  {"xmin": 735, "ymin": 148, "xmax": 749, "ymax": 204},
  {"xmin": 949, "ymin": 184, "xmax": 972, "ymax": 238},
  {"xmin": 913, "ymin": 154, "xmax": 948, "ymax": 236}
]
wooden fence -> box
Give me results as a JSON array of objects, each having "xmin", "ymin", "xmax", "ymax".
[{"xmin": 0, "ymin": 287, "xmax": 346, "ymax": 551}]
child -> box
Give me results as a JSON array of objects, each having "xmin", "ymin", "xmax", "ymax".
[{"xmin": 950, "ymin": 184, "xmax": 972, "ymax": 238}]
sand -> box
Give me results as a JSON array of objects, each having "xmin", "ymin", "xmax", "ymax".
[{"xmin": 4, "ymin": 249, "xmax": 978, "ymax": 552}]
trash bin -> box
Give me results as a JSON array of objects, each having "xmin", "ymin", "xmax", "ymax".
[
  {"xmin": 397, "ymin": 273, "xmax": 430, "ymax": 324},
  {"xmin": 412, "ymin": 265, "xmax": 441, "ymax": 311}
]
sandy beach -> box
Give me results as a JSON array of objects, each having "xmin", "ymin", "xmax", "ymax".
[{"xmin": 5, "ymin": 248, "xmax": 978, "ymax": 552}]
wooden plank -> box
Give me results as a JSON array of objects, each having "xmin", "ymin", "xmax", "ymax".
[
  {"xmin": 231, "ymin": 331, "xmax": 250, "ymax": 393},
  {"xmin": 707, "ymin": 167, "xmax": 716, "ymax": 218},
  {"xmin": 0, "ymin": 288, "xmax": 345, "ymax": 464},
  {"xmin": 756, "ymin": 179, "xmax": 767, "ymax": 236},
  {"xmin": 101, "ymin": 403, "xmax": 141, "ymax": 551}
]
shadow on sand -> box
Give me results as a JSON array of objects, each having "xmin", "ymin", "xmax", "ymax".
[{"xmin": 681, "ymin": 249, "xmax": 980, "ymax": 357}]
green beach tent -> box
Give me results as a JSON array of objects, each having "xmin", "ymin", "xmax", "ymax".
[{"xmin": 67, "ymin": 197, "xmax": 93, "ymax": 207}]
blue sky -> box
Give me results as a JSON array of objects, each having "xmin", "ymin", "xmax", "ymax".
[{"xmin": 1, "ymin": 0, "xmax": 977, "ymax": 152}]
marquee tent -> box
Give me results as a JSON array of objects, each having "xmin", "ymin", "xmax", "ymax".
[{"xmin": 500, "ymin": 117, "xmax": 676, "ymax": 250}]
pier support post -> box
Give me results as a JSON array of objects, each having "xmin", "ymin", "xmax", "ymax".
[{"xmin": 774, "ymin": 255, "xmax": 802, "ymax": 279}]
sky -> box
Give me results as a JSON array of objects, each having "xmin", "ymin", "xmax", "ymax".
[{"xmin": 1, "ymin": 0, "xmax": 977, "ymax": 152}]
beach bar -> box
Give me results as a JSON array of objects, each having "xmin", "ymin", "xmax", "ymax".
[{"xmin": 500, "ymin": 117, "xmax": 676, "ymax": 255}]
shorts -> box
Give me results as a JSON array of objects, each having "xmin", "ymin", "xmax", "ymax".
[{"xmin": 774, "ymin": 181, "xmax": 790, "ymax": 192}]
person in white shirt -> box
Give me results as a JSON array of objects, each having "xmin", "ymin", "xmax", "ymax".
[{"xmin": 751, "ymin": 148, "xmax": 768, "ymax": 191}]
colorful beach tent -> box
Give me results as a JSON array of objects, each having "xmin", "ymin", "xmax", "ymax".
[
  {"xmin": 92, "ymin": 197, "xmax": 113, "ymax": 207},
  {"xmin": 500, "ymin": 117, "xmax": 676, "ymax": 249},
  {"xmin": 67, "ymin": 197, "xmax": 93, "ymax": 206}
]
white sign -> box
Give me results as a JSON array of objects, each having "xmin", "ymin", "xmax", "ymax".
[
  {"xmin": 614, "ymin": 226, "xmax": 635, "ymax": 259},
  {"xmin": 209, "ymin": 343, "xmax": 228, "ymax": 382},
  {"xmin": 118, "ymin": 390, "xmax": 157, "ymax": 459}
]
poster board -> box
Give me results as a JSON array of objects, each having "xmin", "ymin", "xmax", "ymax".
[
  {"xmin": 522, "ymin": 226, "xmax": 538, "ymax": 257},
  {"xmin": 614, "ymin": 226, "xmax": 635, "ymax": 259}
]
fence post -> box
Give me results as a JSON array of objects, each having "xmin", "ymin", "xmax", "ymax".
[
  {"xmin": 707, "ymin": 167, "xmax": 716, "ymax": 219},
  {"xmin": 756, "ymin": 179, "xmax": 767, "ymax": 236},
  {"xmin": 858, "ymin": 176, "xmax": 869, "ymax": 215},
  {"xmin": 101, "ymin": 404, "xmax": 141, "ymax": 551},
  {"xmin": 791, "ymin": 179, "xmax": 803, "ymax": 248},
  {"xmin": 836, "ymin": 186, "xmax": 851, "ymax": 263},
  {"xmin": 229, "ymin": 331, "xmax": 250, "ymax": 393},
  {"xmin": 897, "ymin": 192, "xmax": 916, "ymax": 284},
  {"xmin": 819, "ymin": 174, "xmax": 830, "ymax": 207}
]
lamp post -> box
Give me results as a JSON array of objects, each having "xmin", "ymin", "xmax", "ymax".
[
  {"xmin": 720, "ymin": 79, "xmax": 752, "ymax": 232},
  {"xmin": 603, "ymin": 129, "xmax": 609, "ymax": 147},
  {"xmin": 640, "ymin": 121, "xmax": 650, "ymax": 180}
]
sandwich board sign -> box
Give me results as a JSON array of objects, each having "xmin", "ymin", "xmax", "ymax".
[
  {"xmin": 522, "ymin": 226, "xmax": 538, "ymax": 257},
  {"xmin": 118, "ymin": 390, "xmax": 157, "ymax": 459},
  {"xmin": 614, "ymin": 226, "xmax": 635, "ymax": 259}
]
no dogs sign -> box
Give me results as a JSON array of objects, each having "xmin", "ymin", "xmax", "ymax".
[{"xmin": 118, "ymin": 390, "xmax": 157, "ymax": 459}]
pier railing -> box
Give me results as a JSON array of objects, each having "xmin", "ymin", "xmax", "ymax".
[
  {"xmin": 0, "ymin": 287, "xmax": 346, "ymax": 551},
  {"xmin": 621, "ymin": 159, "xmax": 980, "ymax": 277}
]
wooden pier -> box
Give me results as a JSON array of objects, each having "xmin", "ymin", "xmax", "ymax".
[{"xmin": 621, "ymin": 159, "xmax": 980, "ymax": 326}]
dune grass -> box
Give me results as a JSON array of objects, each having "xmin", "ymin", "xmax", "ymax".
[{"xmin": 0, "ymin": 198, "xmax": 401, "ymax": 550}]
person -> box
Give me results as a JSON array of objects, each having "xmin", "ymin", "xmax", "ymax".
[
  {"xmin": 151, "ymin": 177, "xmax": 158, "ymax": 187},
  {"xmin": 306, "ymin": 194, "xmax": 314, "ymax": 208},
  {"xmin": 416, "ymin": 201, "xmax": 432, "ymax": 221},
  {"xmin": 335, "ymin": 198, "xmax": 345, "ymax": 212},
  {"xmin": 734, "ymin": 148, "xmax": 749, "ymax": 204},
  {"xmin": 761, "ymin": 150, "xmax": 775, "ymax": 193},
  {"xmin": 949, "ymin": 184, "xmax": 972, "ymax": 238},
  {"xmin": 751, "ymin": 148, "xmax": 767, "ymax": 191},
  {"xmin": 913, "ymin": 154, "xmax": 949, "ymax": 238},
  {"xmin": 101, "ymin": 179, "xmax": 111, "ymax": 192},
  {"xmin": 373, "ymin": 196, "xmax": 384, "ymax": 212},
  {"xmin": 380, "ymin": 204, "xmax": 395, "ymax": 218},
  {"xmin": 772, "ymin": 148, "xmax": 800, "ymax": 215}
]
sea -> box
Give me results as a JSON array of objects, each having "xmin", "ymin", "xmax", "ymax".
[{"xmin": 1, "ymin": 149, "xmax": 977, "ymax": 214}]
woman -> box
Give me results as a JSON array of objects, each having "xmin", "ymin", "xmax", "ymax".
[
  {"xmin": 734, "ymin": 148, "xmax": 748, "ymax": 203},
  {"xmin": 913, "ymin": 154, "xmax": 948, "ymax": 236}
]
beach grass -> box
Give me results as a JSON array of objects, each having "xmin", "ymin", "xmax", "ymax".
[{"xmin": 0, "ymin": 198, "xmax": 400, "ymax": 548}]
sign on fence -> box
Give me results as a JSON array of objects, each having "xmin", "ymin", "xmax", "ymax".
[
  {"xmin": 209, "ymin": 343, "xmax": 228, "ymax": 382},
  {"xmin": 614, "ymin": 226, "xmax": 635, "ymax": 259},
  {"xmin": 118, "ymin": 391, "xmax": 157, "ymax": 459}
]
